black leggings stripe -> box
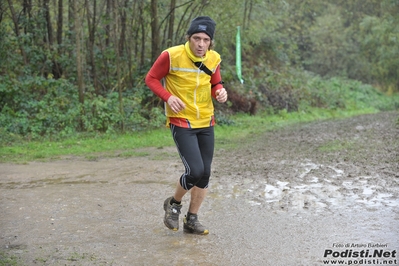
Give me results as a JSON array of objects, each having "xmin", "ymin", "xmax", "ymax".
[{"xmin": 170, "ymin": 124, "xmax": 215, "ymax": 190}]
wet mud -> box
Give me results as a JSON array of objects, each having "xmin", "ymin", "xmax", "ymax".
[{"xmin": 1, "ymin": 111, "xmax": 398, "ymax": 265}]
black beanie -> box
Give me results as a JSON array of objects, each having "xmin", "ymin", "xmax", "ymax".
[{"xmin": 187, "ymin": 16, "xmax": 216, "ymax": 40}]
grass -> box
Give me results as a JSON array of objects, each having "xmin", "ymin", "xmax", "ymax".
[
  {"xmin": 215, "ymin": 107, "xmax": 380, "ymax": 145},
  {"xmin": 0, "ymin": 252, "xmax": 19, "ymax": 266},
  {"xmin": 0, "ymin": 107, "xmax": 382, "ymax": 164},
  {"xmin": 0, "ymin": 128, "xmax": 175, "ymax": 163},
  {"xmin": 317, "ymin": 139, "xmax": 356, "ymax": 152}
]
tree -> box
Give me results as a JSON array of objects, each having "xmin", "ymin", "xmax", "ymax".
[
  {"xmin": 85, "ymin": 0, "xmax": 99, "ymax": 93},
  {"xmin": 7, "ymin": 0, "xmax": 28, "ymax": 65},
  {"xmin": 0, "ymin": 0, "xmax": 397, "ymax": 138},
  {"xmin": 167, "ymin": 0, "xmax": 176, "ymax": 47},
  {"xmin": 73, "ymin": 0, "xmax": 84, "ymax": 105},
  {"xmin": 360, "ymin": 14, "xmax": 399, "ymax": 92},
  {"xmin": 150, "ymin": 0, "xmax": 160, "ymax": 61}
]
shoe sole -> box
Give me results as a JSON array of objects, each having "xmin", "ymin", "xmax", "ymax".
[{"xmin": 183, "ymin": 226, "xmax": 209, "ymax": 235}]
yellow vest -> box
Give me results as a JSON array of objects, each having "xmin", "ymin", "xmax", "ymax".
[{"xmin": 164, "ymin": 44, "xmax": 221, "ymax": 128}]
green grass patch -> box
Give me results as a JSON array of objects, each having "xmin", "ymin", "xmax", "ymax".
[
  {"xmin": 0, "ymin": 107, "xmax": 382, "ymax": 163},
  {"xmin": 0, "ymin": 128, "xmax": 174, "ymax": 163},
  {"xmin": 0, "ymin": 252, "xmax": 19, "ymax": 266},
  {"xmin": 215, "ymin": 107, "xmax": 379, "ymax": 146},
  {"xmin": 318, "ymin": 139, "xmax": 356, "ymax": 152}
]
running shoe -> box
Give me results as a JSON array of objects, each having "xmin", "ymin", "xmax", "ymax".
[
  {"xmin": 163, "ymin": 197, "xmax": 182, "ymax": 231},
  {"xmin": 183, "ymin": 214, "xmax": 209, "ymax": 235}
]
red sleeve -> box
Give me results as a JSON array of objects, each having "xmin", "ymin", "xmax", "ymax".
[
  {"xmin": 211, "ymin": 64, "xmax": 224, "ymax": 98},
  {"xmin": 145, "ymin": 52, "xmax": 172, "ymax": 102}
]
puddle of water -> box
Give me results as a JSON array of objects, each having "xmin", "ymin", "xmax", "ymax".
[
  {"xmin": 211, "ymin": 159, "xmax": 399, "ymax": 212},
  {"xmin": 264, "ymin": 184, "xmax": 282, "ymax": 200},
  {"xmin": 298, "ymin": 162, "xmax": 320, "ymax": 179},
  {"xmin": 362, "ymin": 186, "xmax": 375, "ymax": 195}
]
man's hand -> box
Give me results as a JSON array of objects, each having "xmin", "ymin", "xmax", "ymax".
[
  {"xmin": 216, "ymin": 88, "xmax": 228, "ymax": 103},
  {"xmin": 167, "ymin": 95, "xmax": 186, "ymax": 113}
]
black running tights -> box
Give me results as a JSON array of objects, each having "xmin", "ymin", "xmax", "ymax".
[{"xmin": 170, "ymin": 124, "xmax": 214, "ymax": 190}]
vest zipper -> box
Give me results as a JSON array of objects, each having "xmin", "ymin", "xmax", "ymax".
[{"xmin": 194, "ymin": 62, "xmax": 202, "ymax": 119}]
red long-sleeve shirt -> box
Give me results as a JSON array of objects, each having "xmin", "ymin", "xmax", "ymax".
[{"xmin": 145, "ymin": 51, "xmax": 224, "ymax": 102}]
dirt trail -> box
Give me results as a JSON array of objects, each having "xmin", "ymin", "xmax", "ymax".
[{"xmin": 1, "ymin": 111, "xmax": 398, "ymax": 266}]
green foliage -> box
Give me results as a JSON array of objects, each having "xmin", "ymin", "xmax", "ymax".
[
  {"xmin": 234, "ymin": 66, "xmax": 398, "ymax": 116},
  {"xmin": 0, "ymin": 105, "xmax": 382, "ymax": 163},
  {"xmin": 2, "ymin": 0, "xmax": 398, "ymax": 92},
  {"xmin": 212, "ymin": 0, "xmax": 399, "ymax": 93},
  {"xmin": 0, "ymin": 76, "xmax": 164, "ymax": 141},
  {"xmin": 359, "ymin": 14, "xmax": 399, "ymax": 92},
  {"xmin": 1, "ymin": 0, "xmax": 398, "ymax": 144},
  {"xmin": 0, "ymin": 76, "xmax": 80, "ymax": 138}
]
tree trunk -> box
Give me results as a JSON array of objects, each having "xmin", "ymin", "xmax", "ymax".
[
  {"xmin": 167, "ymin": 0, "xmax": 176, "ymax": 46},
  {"xmin": 57, "ymin": 0, "xmax": 63, "ymax": 45},
  {"xmin": 68, "ymin": 0, "xmax": 75, "ymax": 34},
  {"xmin": 43, "ymin": 0, "xmax": 53, "ymax": 45},
  {"xmin": 138, "ymin": 0, "xmax": 146, "ymax": 68},
  {"xmin": 119, "ymin": 0, "xmax": 129, "ymax": 55},
  {"xmin": 150, "ymin": 0, "xmax": 160, "ymax": 61},
  {"xmin": 74, "ymin": 0, "xmax": 84, "ymax": 105},
  {"xmin": 22, "ymin": 0, "xmax": 33, "ymax": 34},
  {"xmin": 113, "ymin": 0, "xmax": 124, "ymax": 131},
  {"xmin": 52, "ymin": 0, "xmax": 64, "ymax": 79},
  {"xmin": 66, "ymin": 0, "xmax": 75, "ymax": 79},
  {"xmin": 7, "ymin": 0, "xmax": 28, "ymax": 65},
  {"xmin": 105, "ymin": 0, "xmax": 111, "ymax": 47},
  {"xmin": 85, "ymin": 0, "xmax": 99, "ymax": 94},
  {"xmin": 0, "ymin": 1, "xmax": 4, "ymax": 22}
]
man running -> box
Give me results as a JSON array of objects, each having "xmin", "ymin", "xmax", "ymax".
[{"xmin": 145, "ymin": 16, "xmax": 228, "ymax": 235}]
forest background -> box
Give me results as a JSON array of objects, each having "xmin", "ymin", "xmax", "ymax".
[{"xmin": 0, "ymin": 0, "xmax": 398, "ymax": 148}]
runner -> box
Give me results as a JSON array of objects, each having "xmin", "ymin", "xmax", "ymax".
[{"xmin": 145, "ymin": 16, "xmax": 228, "ymax": 234}]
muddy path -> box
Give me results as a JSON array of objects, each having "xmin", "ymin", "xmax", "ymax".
[{"xmin": 1, "ymin": 111, "xmax": 398, "ymax": 266}]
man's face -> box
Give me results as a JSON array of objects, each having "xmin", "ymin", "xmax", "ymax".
[{"xmin": 188, "ymin": 32, "xmax": 211, "ymax": 57}]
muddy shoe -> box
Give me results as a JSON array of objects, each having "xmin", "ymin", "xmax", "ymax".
[
  {"xmin": 163, "ymin": 197, "xmax": 182, "ymax": 231},
  {"xmin": 183, "ymin": 214, "xmax": 209, "ymax": 235}
]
